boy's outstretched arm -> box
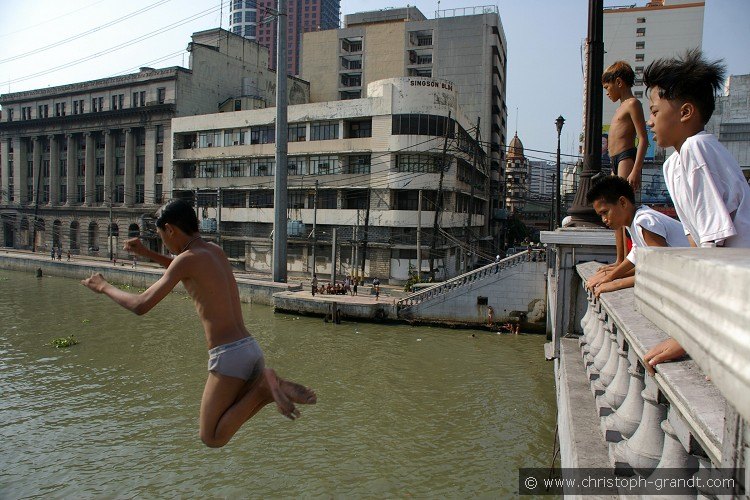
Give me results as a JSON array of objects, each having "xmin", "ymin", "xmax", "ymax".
[
  {"xmin": 81, "ymin": 257, "xmax": 187, "ymax": 315},
  {"xmin": 628, "ymin": 100, "xmax": 649, "ymax": 191},
  {"xmin": 124, "ymin": 237, "xmax": 173, "ymax": 268}
]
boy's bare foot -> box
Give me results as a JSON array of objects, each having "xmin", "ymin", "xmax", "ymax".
[
  {"xmin": 280, "ymin": 379, "xmax": 317, "ymax": 405},
  {"xmin": 263, "ymin": 368, "xmax": 300, "ymax": 420}
]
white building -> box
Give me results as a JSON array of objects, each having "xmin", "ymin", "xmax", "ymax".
[
  {"xmin": 170, "ymin": 77, "xmax": 489, "ymax": 283},
  {"xmin": 706, "ymin": 73, "xmax": 750, "ymax": 178},
  {"xmin": 603, "ymin": 0, "xmax": 704, "ymax": 111}
]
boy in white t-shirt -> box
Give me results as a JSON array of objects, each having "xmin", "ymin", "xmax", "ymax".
[
  {"xmin": 640, "ymin": 49, "xmax": 750, "ymax": 370},
  {"xmin": 585, "ymin": 176, "xmax": 689, "ymax": 296}
]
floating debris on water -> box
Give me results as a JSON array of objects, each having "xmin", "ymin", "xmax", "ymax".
[
  {"xmin": 82, "ymin": 319, "xmax": 90, "ymax": 324},
  {"xmin": 49, "ymin": 335, "xmax": 78, "ymax": 348}
]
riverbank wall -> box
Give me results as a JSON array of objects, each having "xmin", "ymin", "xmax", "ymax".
[{"xmin": 0, "ymin": 250, "xmax": 298, "ymax": 305}]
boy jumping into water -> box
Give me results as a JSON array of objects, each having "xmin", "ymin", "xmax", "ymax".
[
  {"xmin": 81, "ymin": 199, "xmax": 316, "ymax": 448},
  {"xmin": 601, "ymin": 61, "xmax": 649, "ymax": 267}
]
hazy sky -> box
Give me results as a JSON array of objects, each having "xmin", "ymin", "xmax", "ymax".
[{"xmin": 1, "ymin": 0, "xmax": 748, "ymax": 161}]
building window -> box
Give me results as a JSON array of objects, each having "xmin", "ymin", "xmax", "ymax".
[
  {"xmin": 115, "ymin": 157, "xmax": 125, "ymax": 176},
  {"xmin": 250, "ymin": 158, "xmax": 275, "ymax": 176},
  {"xmin": 95, "ymin": 185, "xmax": 104, "ymax": 203},
  {"xmin": 309, "ymin": 155, "xmax": 339, "ymax": 175},
  {"xmin": 198, "ymin": 161, "xmax": 221, "ymax": 178},
  {"xmin": 114, "ymin": 185, "xmax": 124, "ymax": 203},
  {"xmin": 250, "ymin": 125, "xmax": 275, "ymax": 144},
  {"xmin": 310, "ymin": 121, "xmax": 338, "ymax": 141},
  {"xmin": 96, "ymin": 157, "xmax": 105, "ymax": 176},
  {"xmin": 234, "ymin": 99, "xmax": 242, "ymax": 111},
  {"xmin": 77, "ymin": 159, "xmax": 86, "ymax": 177},
  {"xmin": 156, "ymin": 125, "xmax": 164, "ymax": 144},
  {"xmin": 92, "ymin": 97, "xmax": 103, "ymax": 112},
  {"xmin": 346, "ymin": 119, "xmax": 371, "ymax": 138},
  {"xmin": 233, "ymin": 12, "xmax": 242, "ymax": 23},
  {"xmin": 634, "ymin": 91, "xmax": 643, "ymax": 98},
  {"xmin": 7, "ymin": 108, "xmax": 13, "ymax": 121},
  {"xmin": 636, "ymin": 41, "xmax": 645, "ymax": 50},
  {"xmin": 249, "ymin": 190, "xmax": 273, "ymax": 208},
  {"xmin": 396, "ymin": 154, "xmax": 440, "ymax": 173},
  {"xmin": 136, "ymin": 155, "xmax": 145, "ymax": 175},
  {"xmin": 287, "ymin": 156, "xmax": 308, "ymax": 175},
  {"xmin": 344, "ymin": 155, "xmax": 371, "ymax": 174},
  {"xmin": 392, "ymin": 114, "xmax": 454, "ymax": 137},
  {"xmin": 59, "ymin": 184, "xmax": 66, "ymax": 203},
  {"xmin": 288, "ymin": 123, "xmax": 306, "ymax": 142},
  {"xmin": 157, "ymin": 87, "xmax": 166, "ymax": 104},
  {"xmin": 155, "ymin": 153, "xmax": 164, "ymax": 174},
  {"xmin": 233, "ymin": 26, "xmax": 242, "ymax": 35},
  {"xmin": 135, "ymin": 184, "xmax": 144, "ymax": 204},
  {"xmin": 635, "ymin": 53, "xmax": 644, "ymax": 62},
  {"xmin": 155, "ymin": 184, "xmax": 163, "ymax": 203},
  {"xmin": 59, "ymin": 158, "xmax": 67, "ymax": 178},
  {"xmin": 224, "ymin": 128, "xmax": 244, "ymax": 146},
  {"xmin": 636, "ymin": 27, "xmax": 646, "ymax": 37},
  {"xmin": 637, "ymin": 17, "xmax": 646, "ymax": 23},
  {"xmin": 77, "ymin": 184, "xmax": 86, "ymax": 203},
  {"xmin": 223, "ymin": 190, "xmax": 247, "ymax": 208}
]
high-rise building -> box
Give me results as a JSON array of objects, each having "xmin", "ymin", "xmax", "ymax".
[
  {"xmin": 228, "ymin": 0, "xmax": 340, "ymax": 75},
  {"xmin": 0, "ymin": 29, "xmax": 307, "ymax": 254},
  {"xmin": 300, "ymin": 6, "xmax": 508, "ymax": 244},
  {"xmin": 706, "ymin": 74, "xmax": 750, "ymax": 178},
  {"xmin": 602, "ymin": 0, "xmax": 704, "ymax": 125}
]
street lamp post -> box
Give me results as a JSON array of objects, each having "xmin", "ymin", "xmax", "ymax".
[{"xmin": 555, "ymin": 115, "xmax": 565, "ymax": 229}]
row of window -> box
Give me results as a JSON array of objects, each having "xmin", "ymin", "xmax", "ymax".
[
  {"xmin": 15, "ymin": 182, "xmax": 161, "ymax": 205},
  {"xmin": 178, "ymin": 154, "xmax": 372, "ymax": 179},
  {"xmin": 185, "ymin": 119, "xmax": 372, "ymax": 148},
  {"xmin": 7, "ymin": 89, "xmax": 166, "ymax": 122}
]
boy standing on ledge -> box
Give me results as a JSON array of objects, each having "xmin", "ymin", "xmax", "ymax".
[
  {"xmin": 601, "ymin": 61, "xmax": 649, "ymax": 267},
  {"xmin": 82, "ymin": 199, "xmax": 316, "ymax": 448}
]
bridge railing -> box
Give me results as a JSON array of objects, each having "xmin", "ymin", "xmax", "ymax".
[
  {"xmin": 574, "ymin": 260, "xmax": 732, "ymax": 491},
  {"xmin": 396, "ymin": 249, "xmax": 546, "ymax": 309}
]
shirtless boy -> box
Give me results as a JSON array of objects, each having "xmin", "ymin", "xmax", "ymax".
[
  {"xmin": 602, "ymin": 61, "xmax": 649, "ymax": 267},
  {"xmin": 81, "ymin": 199, "xmax": 316, "ymax": 448}
]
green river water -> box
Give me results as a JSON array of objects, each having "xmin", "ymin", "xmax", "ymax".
[{"xmin": 0, "ymin": 269, "xmax": 556, "ymax": 498}]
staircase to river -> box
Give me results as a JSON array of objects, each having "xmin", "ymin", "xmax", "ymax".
[{"xmin": 396, "ymin": 249, "xmax": 548, "ymax": 325}]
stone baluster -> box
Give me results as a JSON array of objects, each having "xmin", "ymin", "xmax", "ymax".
[
  {"xmin": 614, "ymin": 373, "xmax": 667, "ymax": 476},
  {"xmin": 588, "ymin": 315, "xmax": 614, "ymax": 382},
  {"xmin": 584, "ymin": 308, "xmax": 606, "ymax": 365},
  {"xmin": 581, "ymin": 297, "xmax": 599, "ymax": 350},
  {"xmin": 599, "ymin": 337, "xmax": 631, "ymax": 412},
  {"xmin": 644, "ymin": 419, "xmax": 698, "ymax": 497},
  {"xmin": 593, "ymin": 320, "xmax": 620, "ymax": 397},
  {"xmin": 602, "ymin": 355, "xmax": 646, "ymax": 444}
]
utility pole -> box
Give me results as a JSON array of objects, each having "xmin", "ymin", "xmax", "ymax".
[
  {"xmin": 416, "ymin": 189, "xmax": 422, "ymax": 281},
  {"xmin": 360, "ymin": 188, "xmax": 370, "ymax": 277},
  {"xmin": 430, "ymin": 111, "xmax": 451, "ymax": 278},
  {"xmin": 311, "ymin": 179, "xmax": 318, "ymax": 278},
  {"xmin": 550, "ymin": 173, "xmax": 556, "ymax": 231},
  {"xmin": 272, "ymin": 0, "xmax": 289, "ymax": 282},
  {"xmin": 466, "ymin": 117, "xmax": 480, "ymax": 272},
  {"xmin": 331, "ymin": 227, "xmax": 337, "ymax": 284},
  {"xmin": 216, "ymin": 187, "xmax": 222, "ymax": 245},
  {"xmin": 108, "ymin": 186, "xmax": 114, "ymax": 260}
]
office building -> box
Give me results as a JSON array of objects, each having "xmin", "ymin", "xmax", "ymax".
[
  {"xmin": 171, "ymin": 77, "xmax": 488, "ymax": 282},
  {"xmin": 300, "ymin": 6, "xmax": 508, "ymax": 245},
  {"xmin": 0, "ymin": 29, "xmax": 308, "ymax": 253}
]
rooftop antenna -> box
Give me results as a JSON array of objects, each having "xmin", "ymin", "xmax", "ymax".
[
  {"xmin": 437, "ymin": 0, "xmax": 440, "ymax": 18},
  {"xmin": 219, "ymin": 0, "xmax": 223, "ymax": 30},
  {"xmin": 515, "ymin": 106, "xmax": 519, "ymax": 135}
]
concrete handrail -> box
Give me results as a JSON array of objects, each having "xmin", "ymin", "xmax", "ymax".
[
  {"xmin": 576, "ymin": 261, "xmax": 726, "ymax": 473},
  {"xmin": 396, "ymin": 249, "xmax": 545, "ymax": 310}
]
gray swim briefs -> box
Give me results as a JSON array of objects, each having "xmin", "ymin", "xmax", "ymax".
[{"xmin": 207, "ymin": 337, "xmax": 265, "ymax": 381}]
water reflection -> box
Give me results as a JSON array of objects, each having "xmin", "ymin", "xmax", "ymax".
[{"xmin": 0, "ymin": 269, "xmax": 555, "ymax": 497}]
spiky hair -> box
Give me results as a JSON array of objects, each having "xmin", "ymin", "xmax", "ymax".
[{"xmin": 643, "ymin": 48, "xmax": 726, "ymax": 123}]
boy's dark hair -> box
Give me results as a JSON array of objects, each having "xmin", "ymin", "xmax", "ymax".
[
  {"xmin": 643, "ymin": 48, "xmax": 725, "ymax": 123},
  {"xmin": 586, "ymin": 175, "xmax": 636, "ymax": 205},
  {"xmin": 602, "ymin": 61, "xmax": 635, "ymax": 87},
  {"xmin": 156, "ymin": 199, "xmax": 199, "ymax": 234}
]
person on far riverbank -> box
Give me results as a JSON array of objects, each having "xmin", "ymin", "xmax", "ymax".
[{"xmin": 81, "ymin": 199, "xmax": 316, "ymax": 448}]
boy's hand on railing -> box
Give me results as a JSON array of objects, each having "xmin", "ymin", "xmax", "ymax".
[{"xmin": 643, "ymin": 338, "xmax": 687, "ymax": 376}]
